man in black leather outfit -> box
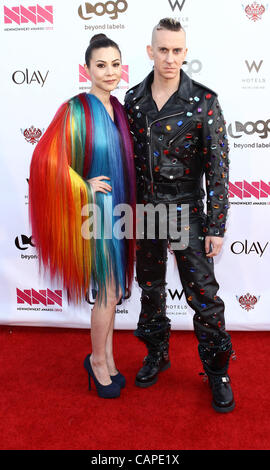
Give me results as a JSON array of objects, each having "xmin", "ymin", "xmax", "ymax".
[{"xmin": 124, "ymin": 18, "xmax": 235, "ymax": 413}]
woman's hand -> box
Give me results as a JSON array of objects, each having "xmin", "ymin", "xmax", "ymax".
[{"xmin": 87, "ymin": 176, "xmax": 112, "ymax": 194}]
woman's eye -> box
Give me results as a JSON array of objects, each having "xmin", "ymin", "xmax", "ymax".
[
  {"xmin": 97, "ymin": 64, "xmax": 105, "ymax": 68},
  {"xmin": 113, "ymin": 63, "xmax": 120, "ymax": 67}
]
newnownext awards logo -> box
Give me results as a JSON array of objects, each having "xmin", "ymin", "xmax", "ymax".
[
  {"xmin": 3, "ymin": 4, "xmax": 54, "ymax": 31},
  {"xmin": 78, "ymin": 1, "xmax": 128, "ymax": 32},
  {"xmin": 79, "ymin": 64, "xmax": 129, "ymax": 91},
  {"xmin": 229, "ymin": 180, "xmax": 270, "ymax": 205},
  {"xmin": 16, "ymin": 288, "xmax": 63, "ymax": 312}
]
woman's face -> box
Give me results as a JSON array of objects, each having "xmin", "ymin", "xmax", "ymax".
[{"xmin": 85, "ymin": 46, "xmax": 122, "ymax": 93}]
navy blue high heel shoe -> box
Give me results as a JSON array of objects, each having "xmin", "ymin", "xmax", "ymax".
[
  {"xmin": 84, "ymin": 354, "xmax": 121, "ymax": 399},
  {"xmin": 110, "ymin": 371, "xmax": 126, "ymax": 389}
]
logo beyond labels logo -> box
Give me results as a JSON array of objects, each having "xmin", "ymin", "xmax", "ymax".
[
  {"xmin": 15, "ymin": 235, "xmax": 35, "ymax": 250},
  {"xmin": 228, "ymin": 119, "xmax": 270, "ymax": 139},
  {"xmin": 78, "ymin": 1, "xmax": 128, "ymax": 20}
]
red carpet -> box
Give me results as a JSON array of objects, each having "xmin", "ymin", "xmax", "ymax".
[{"xmin": 0, "ymin": 326, "xmax": 269, "ymax": 450}]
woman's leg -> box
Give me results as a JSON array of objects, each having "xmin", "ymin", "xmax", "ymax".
[
  {"xmin": 105, "ymin": 311, "xmax": 118, "ymax": 376},
  {"xmin": 90, "ymin": 280, "xmax": 122, "ymax": 385}
]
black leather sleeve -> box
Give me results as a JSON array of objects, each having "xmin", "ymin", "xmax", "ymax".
[{"xmin": 203, "ymin": 95, "xmax": 230, "ymax": 237}]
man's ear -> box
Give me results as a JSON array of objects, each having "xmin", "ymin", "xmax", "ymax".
[{"xmin": 147, "ymin": 45, "xmax": 154, "ymax": 60}]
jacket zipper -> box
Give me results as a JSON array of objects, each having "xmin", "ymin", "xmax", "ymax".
[
  {"xmin": 146, "ymin": 115, "xmax": 153, "ymax": 191},
  {"xmin": 168, "ymin": 121, "xmax": 193, "ymax": 147},
  {"xmin": 147, "ymin": 112, "xmax": 185, "ymax": 194}
]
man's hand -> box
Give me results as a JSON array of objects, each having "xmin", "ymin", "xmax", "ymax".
[{"xmin": 205, "ymin": 236, "xmax": 224, "ymax": 258}]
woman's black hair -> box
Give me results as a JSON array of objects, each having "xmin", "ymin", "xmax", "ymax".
[{"xmin": 85, "ymin": 34, "xmax": 121, "ymax": 67}]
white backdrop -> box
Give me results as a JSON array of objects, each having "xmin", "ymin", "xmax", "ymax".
[{"xmin": 0, "ymin": 0, "xmax": 269, "ymax": 330}]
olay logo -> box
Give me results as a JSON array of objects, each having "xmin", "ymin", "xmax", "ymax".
[
  {"xmin": 12, "ymin": 69, "xmax": 49, "ymax": 87},
  {"xmin": 16, "ymin": 288, "xmax": 62, "ymax": 306},
  {"xmin": 79, "ymin": 64, "xmax": 129, "ymax": 83},
  {"xmin": 229, "ymin": 181, "xmax": 270, "ymax": 199},
  {"xmin": 231, "ymin": 240, "xmax": 268, "ymax": 257},
  {"xmin": 4, "ymin": 5, "xmax": 53, "ymax": 24}
]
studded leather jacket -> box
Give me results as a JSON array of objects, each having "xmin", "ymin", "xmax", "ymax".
[{"xmin": 124, "ymin": 70, "xmax": 229, "ymax": 237}]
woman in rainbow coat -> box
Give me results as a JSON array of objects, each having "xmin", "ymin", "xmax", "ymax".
[{"xmin": 29, "ymin": 34, "xmax": 136, "ymax": 398}]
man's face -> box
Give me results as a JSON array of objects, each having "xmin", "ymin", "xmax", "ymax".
[{"xmin": 147, "ymin": 29, "xmax": 187, "ymax": 81}]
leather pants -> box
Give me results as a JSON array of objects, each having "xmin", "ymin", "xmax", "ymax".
[{"xmin": 135, "ymin": 200, "xmax": 231, "ymax": 351}]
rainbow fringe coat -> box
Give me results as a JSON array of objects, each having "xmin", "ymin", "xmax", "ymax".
[{"xmin": 29, "ymin": 93, "xmax": 136, "ymax": 304}]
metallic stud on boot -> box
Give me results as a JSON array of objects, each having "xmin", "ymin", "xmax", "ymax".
[
  {"xmin": 198, "ymin": 342, "xmax": 235, "ymax": 413},
  {"xmin": 207, "ymin": 374, "xmax": 235, "ymax": 413},
  {"xmin": 134, "ymin": 326, "xmax": 171, "ymax": 388},
  {"xmin": 135, "ymin": 351, "xmax": 171, "ymax": 388}
]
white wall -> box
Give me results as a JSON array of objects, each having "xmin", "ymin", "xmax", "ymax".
[{"xmin": 0, "ymin": 0, "xmax": 269, "ymax": 330}]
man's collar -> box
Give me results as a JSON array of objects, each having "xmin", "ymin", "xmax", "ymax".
[{"xmin": 132, "ymin": 68, "xmax": 193, "ymax": 104}]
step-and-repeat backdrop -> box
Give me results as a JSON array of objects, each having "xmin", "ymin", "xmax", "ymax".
[{"xmin": 0, "ymin": 0, "xmax": 269, "ymax": 330}]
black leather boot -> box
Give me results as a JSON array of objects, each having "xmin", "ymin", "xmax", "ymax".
[
  {"xmin": 198, "ymin": 341, "xmax": 235, "ymax": 413},
  {"xmin": 134, "ymin": 328, "xmax": 171, "ymax": 388}
]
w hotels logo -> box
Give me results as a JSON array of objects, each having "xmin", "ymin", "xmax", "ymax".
[
  {"xmin": 245, "ymin": 60, "xmax": 263, "ymax": 73},
  {"xmin": 79, "ymin": 64, "xmax": 129, "ymax": 83},
  {"xmin": 16, "ymin": 288, "xmax": 62, "ymax": 306},
  {"xmin": 168, "ymin": 0, "xmax": 186, "ymax": 11},
  {"xmin": 4, "ymin": 5, "xmax": 53, "ymax": 24},
  {"xmin": 229, "ymin": 181, "xmax": 270, "ymax": 199}
]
